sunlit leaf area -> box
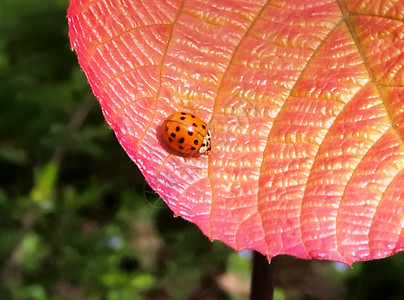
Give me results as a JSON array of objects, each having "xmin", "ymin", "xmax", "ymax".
[{"xmin": 1, "ymin": 0, "xmax": 404, "ymax": 299}]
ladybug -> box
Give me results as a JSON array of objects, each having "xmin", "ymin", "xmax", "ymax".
[{"xmin": 163, "ymin": 112, "xmax": 211, "ymax": 157}]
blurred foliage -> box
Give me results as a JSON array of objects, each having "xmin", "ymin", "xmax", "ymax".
[{"xmin": 0, "ymin": 0, "xmax": 403, "ymax": 299}]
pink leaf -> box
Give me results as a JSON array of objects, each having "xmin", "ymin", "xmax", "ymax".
[{"xmin": 68, "ymin": 0, "xmax": 404, "ymax": 265}]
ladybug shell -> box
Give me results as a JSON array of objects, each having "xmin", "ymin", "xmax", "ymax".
[{"xmin": 163, "ymin": 112, "xmax": 211, "ymax": 157}]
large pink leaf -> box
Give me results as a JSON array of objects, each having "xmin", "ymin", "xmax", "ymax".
[{"xmin": 67, "ymin": 0, "xmax": 404, "ymax": 265}]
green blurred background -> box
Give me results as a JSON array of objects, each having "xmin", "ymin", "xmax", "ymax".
[{"xmin": 1, "ymin": 1, "xmax": 404, "ymax": 299}]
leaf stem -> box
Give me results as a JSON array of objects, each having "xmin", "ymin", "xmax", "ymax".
[{"xmin": 250, "ymin": 251, "xmax": 274, "ymax": 300}]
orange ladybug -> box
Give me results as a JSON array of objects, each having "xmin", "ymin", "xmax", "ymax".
[{"xmin": 163, "ymin": 112, "xmax": 211, "ymax": 157}]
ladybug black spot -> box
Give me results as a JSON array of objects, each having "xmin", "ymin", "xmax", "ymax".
[
  {"xmin": 188, "ymin": 131, "xmax": 193, "ymax": 136},
  {"xmin": 192, "ymin": 123, "xmax": 197, "ymax": 127},
  {"xmin": 179, "ymin": 145, "xmax": 184, "ymax": 150},
  {"xmin": 168, "ymin": 137, "xmax": 173, "ymax": 143},
  {"xmin": 181, "ymin": 112, "xmax": 186, "ymax": 115},
  {"xmin": 202, "ymin": 124, "xmax": 206, "ymax": 129},
  {"xmin": 194, "ymin": 140, "xmax": 199, "ymax": 145},
  {"xmin": 170, "ymin": 133, "xmax": 176, "ymax": 138},
  {"xmin": 179, "ymin": 137, "xmax": 185, "ymax": 144},
  {"xmin": 175, "ymin": 126, "xmax": 180, "ymax": 132},
  {"xmin": 191, "ymin": 147, "xmax": 196, "ymax": 151},
  {"xmin": 180, "ymin": 116, "xmax": 186, "ymax": 120},
  {"xmin": 191, "ymin": 115, "xmax": 195, "ymax": 118}
]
